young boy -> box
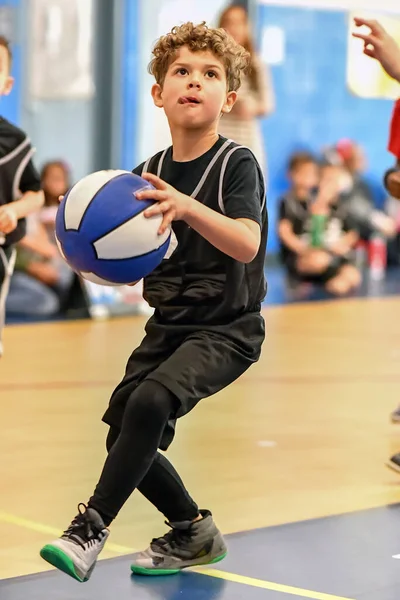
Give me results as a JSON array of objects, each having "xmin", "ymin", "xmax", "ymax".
[
  {"xmin": 278, "ymin": 154, "xmax": 360, "ymax": 296},
  {"xmin": 40, "ymin": 22, "xmax": 267, "ymax": 582},
  {"xmin": 0, "ymin": 36, "xmax": 44, "ymax": 356}
]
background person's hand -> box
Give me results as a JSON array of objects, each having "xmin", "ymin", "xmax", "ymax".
[{"xmin": 352, "ymin": 18, "xmax": 400, "ymax": 82}]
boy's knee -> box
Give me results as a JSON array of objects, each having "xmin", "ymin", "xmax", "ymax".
[
  {"xmin": 325, "ymin": 276, "xmax": 350, "ymax": 296},
  {"xmin": 298, "ymin": 249, "xmax": 330, "ymax": 273},
  {"xmin": 125, "ymin": 380, "xmax": 177, "ymax": 426},
  {"xmin": 310, "ymin": 250, "xmax": 331, "ymax": 272},
  {"xmin": 341, "ymin": 265, "xmax": 361, "ymax": 288}
]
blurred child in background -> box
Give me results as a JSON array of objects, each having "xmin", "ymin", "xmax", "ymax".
[
  {"xmin": 278, "ymin": 153, "xmax": 361, "ymax": 296},
  {"xmin": 6, "ymin": 160, "xmax": 74, "ymax": 317}
]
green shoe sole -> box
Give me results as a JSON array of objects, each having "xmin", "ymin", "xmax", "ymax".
[
  {"xmin": 40, "ymin": 545, "xmax": 86, "ymax": 583},
  {"xmin": 131, "ymin": 551, "xmax": 228, "ymax": 576}
]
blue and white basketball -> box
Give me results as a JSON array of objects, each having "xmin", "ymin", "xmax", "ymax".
[{"xmin": 55, "ymin": 170, "xmax": 171, "ymax": 286}]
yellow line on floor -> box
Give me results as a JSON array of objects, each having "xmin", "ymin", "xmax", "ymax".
[
  {"xmin": 0, "ymin": 511, "xmax": 355, "ymax": 599},
  {"xmin": 0, "ymin": 511, "xmax": 132, "ymax": 555},
  {"xmin": 192, "ymin": 567, "xmax": 355, "ymax": 599}
]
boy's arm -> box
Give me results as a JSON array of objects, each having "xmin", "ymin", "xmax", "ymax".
[
  {"xmin": 0, "ymin": 149, "xmax": 44, "ymax": 233},
  {"xmin": 9, "ymin": 189, "xmax": 44, "ymax": 219},
  {"xmin": 184, "ymin": 203, "xmax": 260, "ymax": 263},
  {"xmin": 277, "ymin": 196, "xmax": 307, "ymax": 254},
  {"xmin": 139, "ymin": 150, "xmax": 264, "ymax": 264},
  {"xmin": 15, "ymin": 152, "xmax": 44, "ymax": 217},
  {"xmin": 278, "ymin": 219, "xmax": 307, "ymax": 254},
  {"xmin": 185, "ymin": 149, "xmax": 263, "ymax": 263},
  {"xmin": 0, "ymin": 191, "xmax": 44, "ymax": 234}
]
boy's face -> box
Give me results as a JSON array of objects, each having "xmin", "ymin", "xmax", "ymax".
[
  {"xmin": 0, "ymin": 46, "xmax": 13, "ymax": 97},
  {"xmin": 152, "ymin": 47, "xmax": 236, "ymax": 131},
  {"xmin": 290, "ymin": 161, "xmax": 319, "ymax": 192}
]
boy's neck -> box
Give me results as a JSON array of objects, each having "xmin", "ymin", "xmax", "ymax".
[{"xmin": 170, "ymin": 127, "xmax": 219, "ymax": 162}]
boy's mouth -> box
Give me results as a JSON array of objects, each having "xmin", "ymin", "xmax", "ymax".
[{"xmin": 178, "ymin": 96, "xmax": 201, "ymax": 105}]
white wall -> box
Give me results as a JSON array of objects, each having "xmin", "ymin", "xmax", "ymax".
[{"xmin": 258, "ymin": 0, "xmax": 400, "ymax": 14}]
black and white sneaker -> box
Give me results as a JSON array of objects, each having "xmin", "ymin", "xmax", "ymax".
[
  {"xmin": 131, "ymin": 510, "xmax": 227, "ymax": 576},
  {"xmin": 40, "ymin": 504, "xmax": 109, "ymax": 582},
  {"xmin": 391, "ymin": 406, "xmax": 400, "ymax": 423},
  {"xmin": 387, "ymin": 453, "xmax": 400, "ymax": 473}
]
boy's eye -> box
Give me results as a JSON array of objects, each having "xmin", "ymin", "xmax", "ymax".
[
  {"xmin": 176, "ymin": 68, "xmax": 188, "ymax": 75},
  {"xmin": 206, "ymin": 71, "xmax": 217, "ymax": 78}
]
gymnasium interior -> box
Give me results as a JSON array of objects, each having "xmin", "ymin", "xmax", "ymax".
[{"xmin": 2, "ymin": 1, "xmax": 400, "ymax": 599}]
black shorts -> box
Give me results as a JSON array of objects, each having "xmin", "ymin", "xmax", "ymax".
[
  {"xmin": 285, "ymin": 253, "xmax": 351, "ymax": 285},
  {"xmin": 102, "ymin": 311, "xmax": 265, "ymax": 450}
]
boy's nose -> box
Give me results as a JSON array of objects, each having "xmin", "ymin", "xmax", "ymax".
[{"xmin": 188, "ymin": 81, "xmax": 201, "ymax": 89}]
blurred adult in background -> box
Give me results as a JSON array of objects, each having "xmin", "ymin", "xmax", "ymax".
[{"xmin": 217, "ymin": 4, "xmax": 275, "ymax": 175}]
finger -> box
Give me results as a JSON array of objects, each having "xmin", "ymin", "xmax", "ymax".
[
  {"xmin": 353, "ymin": 17, "xmax": 384, "ymax": 36},
  {"xmin": 136, "ymin": 189, "xmax": 168, "ymax": 202},
  {"xmin": 141, "ymin": 172, "xmax": 168, "ymax": 190},
  {"xmin": 158, "ymin": 211, "xmax": 175, "ymax": 235},
  {"xmin": 58, "ymin": 195, "xmax": 64, "ymax": 203},
  {"xmin": 144, "ymin": 201, "xmax": 171, "ymax": 217},
  {"xmin": 364, "ymin": 47, "xmax": 377, "ymax": 58},
  {"xmin": 352, "ymin": 33, "xmax": 381, "ymax": 47}
]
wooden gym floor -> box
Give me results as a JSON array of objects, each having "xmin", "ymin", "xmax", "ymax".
[{"xmin": 2, "ymin": 295, "xmax": 400, "ymax": 598}]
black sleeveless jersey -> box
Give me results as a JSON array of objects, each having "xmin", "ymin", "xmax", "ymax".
[
  {"xmin": 133, "ymin": 136, "xmax": 268, "ymax": 326},
  {"xmin": 0, "ymin": 117, "xmax": 41, "ymax": 246}
]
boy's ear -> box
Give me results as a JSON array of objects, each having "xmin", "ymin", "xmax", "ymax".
[
  {"xmin": 151, "ymin": 83, "xmax": 163, "ymax": 108},
  {"xmin": 221, "ymin": 90, "xmax": 237, "ymax": 114},
  {"xmin": 2, "ymin": 76, "xmax": 14, "ymax": 96}
]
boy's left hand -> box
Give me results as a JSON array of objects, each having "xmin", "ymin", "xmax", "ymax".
[
  {"xmin": 135, "ymin": 173, "xmax": 193, "ymax": 235},
  {"xmin": 0, "ymin": 205, "xmax": 18, "ymax": 234}
]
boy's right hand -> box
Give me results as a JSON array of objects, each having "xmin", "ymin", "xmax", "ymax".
[{"xmin": 0, "ymin": 205, "xmax": 18, "ymax": 234}]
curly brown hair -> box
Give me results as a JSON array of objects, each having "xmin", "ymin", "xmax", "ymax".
[{"xmin": 149, "ymin": 22, "xmax": 250, "ymax": 92}]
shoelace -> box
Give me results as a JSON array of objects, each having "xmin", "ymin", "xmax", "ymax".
[
  {"xmin": 151, "ymin": 522, "xmax": 195, "ymax": 552},
  {"xmin": 63, "ymin": 503, "xmax": 104, "ymax": 551}
]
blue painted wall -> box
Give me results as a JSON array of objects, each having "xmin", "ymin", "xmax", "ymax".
[
  {"xmin": 120, "ymin": 0, "xmax": 140, "ymax": 171},
  {"xmin": 257, "ymin": 6, "xmax": 395, "ymax": 253}
]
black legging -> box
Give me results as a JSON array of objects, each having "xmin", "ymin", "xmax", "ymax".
[{"xmin": 88, "ymin": 380, "xmax": 199, "ymax": 526}]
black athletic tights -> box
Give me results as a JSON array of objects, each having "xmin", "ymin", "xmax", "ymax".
[{"xmin": 88, "ymin": 380, "xmax": 199, "ymax": 527}]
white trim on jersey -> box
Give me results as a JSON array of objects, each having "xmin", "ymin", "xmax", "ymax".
[
  {"xmin": 142, "ymin": 156, "xmax": 152, "ymax": 175},
  {"xmin": 218, "ymin": 144, "xmax": 267, "ymax": 215},
  {"xmin": 0, "ymin": 137, "xmax": 31, "ymax": 166},
  {"xmin": 191, "ymin": 138, "xmax": 233, "ymax": 199},
  {"xmin": 13, "ymin": 146, "xmax": 36, "ymax": 201},
  {"xmin": 157, "ymin": 149, "xmax": 168, "ymax": 178}
]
